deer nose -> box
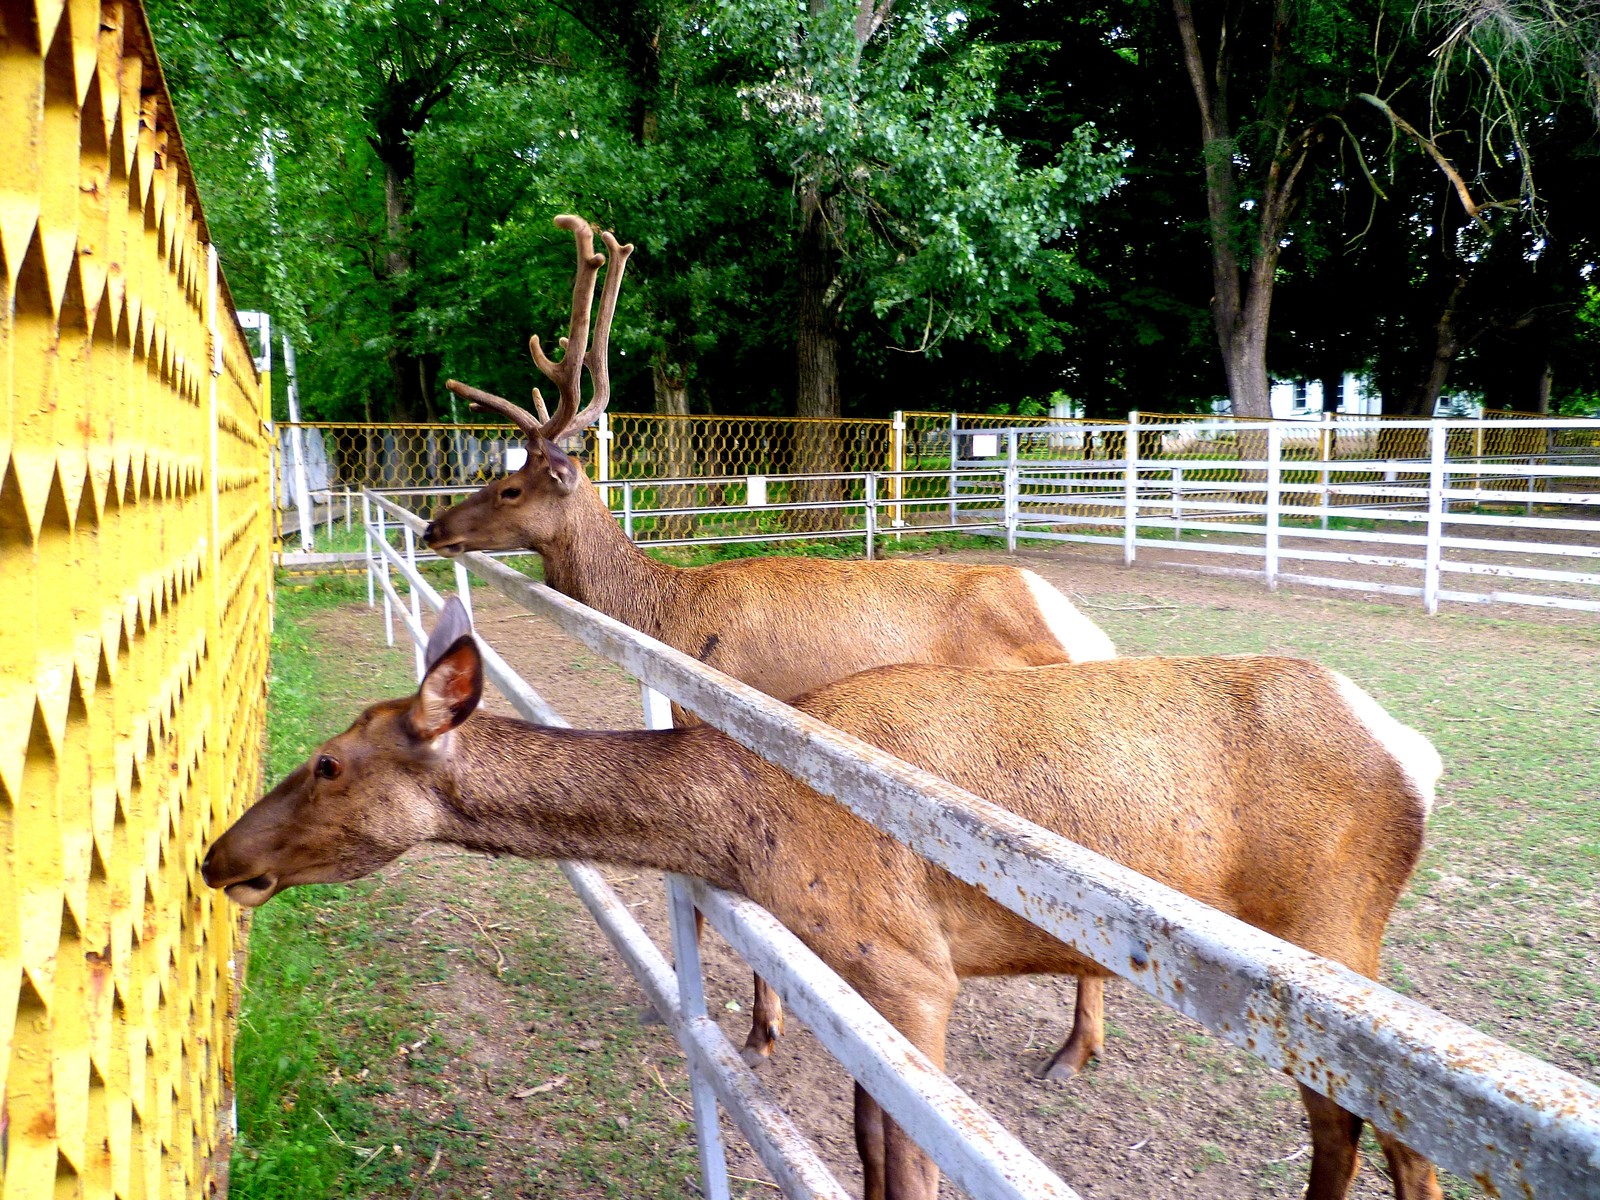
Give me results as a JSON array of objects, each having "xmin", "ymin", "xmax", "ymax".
[{"xmin": 423, "ymin": 521, "xmax": 437, "ymax": 544}]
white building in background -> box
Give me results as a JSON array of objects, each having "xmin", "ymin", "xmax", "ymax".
[{"xmin": 1264, "ymin": 373, "xmax": 1481, "ymax": 419}]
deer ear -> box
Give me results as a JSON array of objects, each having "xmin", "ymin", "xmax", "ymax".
[
  {"xmin": 425, "ymin": 598, "xmax": 473, "ymax": 670},
  {"xmin": 410, "ymin": 635, "xmax": 484, "ymax": 741},
  {"xmin": 535, "ymin": 437, "xmax": 581, "ymax": 495}
]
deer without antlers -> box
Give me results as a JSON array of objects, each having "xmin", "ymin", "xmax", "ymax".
[
  {"xmin": 205, "ymin": 600, "xmax": 1445, "ymax": 1200},
  {"xmin": 427, "ymin": 214, "xmax": 1117, "ymax": 1076}
]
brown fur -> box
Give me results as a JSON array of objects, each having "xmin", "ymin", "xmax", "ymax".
[
  {"xmin": 426, "ymin": 464, "xmax": 1079, "ymax": 698},
  {"xmin": 205, "ymin": 651, "xmax": 1441, "ymax": 1200},
  {"xmin": 424, "ymin": 443, "xmax": 1111, "ymax": 1068}
]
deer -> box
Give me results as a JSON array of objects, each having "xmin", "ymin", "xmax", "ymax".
[
  {"xmin": 204, "ymin": 600, "xmax": 1444, "ymax": 1200},
  {"xmin": 424, "ymin": 214, "xmax": 1118, "ymax": 1079}
]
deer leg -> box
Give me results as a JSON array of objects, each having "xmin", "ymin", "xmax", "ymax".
[
  {"xmin": 850, "ymin": 962, "xmax": 957, "ymax": 1200},
  {"xmin": 1374, "ymin": 1131, "xmax": 1443, "ymax": 1200},
  {"xmin": 882, "ymin": 1110, "xmax": 941, "ymax": 1200},
  {"xmin": 740, "ymin": 974, "xmax": 785, "ymax": 1068},
  {"xmin": 1035, "ymin": 975, "xmax": 1105, "ymax": 1080},
  {"xmin": 1299, "ymin": 1083, "xmax": 1364, "ymax": 1200},
  {"xmin": 855, "ymin": 1084, "xmax": 888, "ymax": 1200}
]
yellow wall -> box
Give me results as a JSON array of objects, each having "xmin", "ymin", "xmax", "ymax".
[{"xmin": 1, "ymin": 2, "xmax": 272, "ymax": 1195}]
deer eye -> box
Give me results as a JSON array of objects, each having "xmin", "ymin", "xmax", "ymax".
[
  {"xmin": 500, "ymin": 485, "xmax": 522, "ymax": 501},
  {"xmin": 315, "ymin": 755, "xmax": 342, "ymax": 781}
]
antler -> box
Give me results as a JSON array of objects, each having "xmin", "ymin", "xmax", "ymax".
[
  {"xmin": 568, "ymin": 228, "xmax": 634, "ymax": 436},
  {"xmin": 530, "ymin": 215, "xmax": 603, "ymax": 439},
  {"xmin": 443, "ymin": 214, "xmax": 634, "ymax": 446},
  {"xmin": 443, "ymin": 379, "xmax": 546, "ymax": 438}
]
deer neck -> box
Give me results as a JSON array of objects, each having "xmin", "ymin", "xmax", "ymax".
[
  {"xmin": 537, "ymin": 480, "xmax": 681, "ymax": 636},
  {"xmin": 433, "ymin": 716, "xmax": 763, "ymax": 893}
]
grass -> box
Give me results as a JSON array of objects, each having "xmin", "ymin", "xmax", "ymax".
[
  {"xmin": 1079, "ymin": 586, "xmax": 1600, "ymax": 1083},
  {"xmin": 234, "ymin": 581, "xmax": 707, "ymax": 1198}
]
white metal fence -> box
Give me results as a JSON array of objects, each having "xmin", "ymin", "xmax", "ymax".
[
  {"xmin": 289, "ymin": 416, "xmax": 1600, "ymax": 616},
  {"xmin": 989, "ymin": 415, "xmax": 1600, "ymax": 616},
  {"xmin": 359, "ymin": 488, "xmax": 1600, "ymax": 1199}
]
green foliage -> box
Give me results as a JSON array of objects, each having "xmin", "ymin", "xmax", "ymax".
[
  {"xmin": 148, "ymin": 0, "xmax": 1599, "ymax": 421},
  {"xmin": 721, "ymin": 2, "xmax": 1120, "ymax": 355}
]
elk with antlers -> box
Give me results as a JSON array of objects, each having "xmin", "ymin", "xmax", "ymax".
[
  {"xmin": 427, "ymin": 215, "xmax": 1118, "ymax": 1075},
  {"xmin": 205, "ymin": 600, "xmax": 1444, "ymax": 1200}
]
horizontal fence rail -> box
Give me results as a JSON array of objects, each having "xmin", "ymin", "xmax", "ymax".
[{"xmin": 364, "ymin": 488, "xmax": 1600, "ymax": 1199}]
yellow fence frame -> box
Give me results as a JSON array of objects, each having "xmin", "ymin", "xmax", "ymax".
[{"xmin": 2, "ymin": 3, "xmax": 272, "ymax": 1196}]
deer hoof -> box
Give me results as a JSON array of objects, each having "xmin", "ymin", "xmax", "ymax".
[
  {"xmin": 1035, "ymin": 1046, "xmax": 1096, "ymax": 1081},
  {"xmin": 739, "ymin": 1023, "xmax": 781, "ymax": 1070}
]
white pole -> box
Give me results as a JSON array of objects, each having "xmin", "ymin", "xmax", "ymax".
[
  {"xmin": 454, "ymin": 561, "xmax": 474, "ymax": 624},
  {"xmin": 641, "ymin": 681, "xmax": 731, "ymax": 1200},
  {"xmin": 865, "ymin": 472, "xmax": 877, "ymax": 560},
  {"xmin": 1424, "ymin": 423, "xmax": 1446, "ymax": 615},
  {"xmin": 363, "ymin": 493, "xmax": 375, "ymax": 608},
  {"xmin": 1005, "ymin": 429, "xmax": 1018, "ymax": 553},
  {"xmin": 596, "ymin": 412, "xmax": 612, "ymax": 490},
  {"xmin": 1320, "ymin": 413, "xmax": 1333, "ymax": 531},
  {"xmin": 1265, "ymin": 423, "xmax": 1283, "ymax": 591},
  {"xmin": 404, "ymin": 525, "xmax": 425, "ymax": 680},
  {"xmin": 948, "ymin": 412, "xmax": 959, "ymax": 526},
  {"xmin": 1172, "ymin": 466, "xmax": 1183, "ymax": 542},
  {"xmin": 378, "ymin": 507, "xmax": 394, "ymax": 645},
  {"xmin": 283, "ymin": 333, "xmax": 314, "ymax": 552},
  {"xmin": 890, "ymin": 410, "xmax": 905, "ymax": 536},
  {"xmin": 1123, "ymin": 411, "xmax": 1139, "ymax": 566}
]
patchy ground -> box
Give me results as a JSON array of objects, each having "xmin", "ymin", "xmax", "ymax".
[{"xmin": 275, "ymin": 542, "xmax": 1598, "ymax": 1199}]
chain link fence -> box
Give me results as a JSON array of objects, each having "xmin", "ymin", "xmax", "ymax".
[{"xmin": 275, "ymin": 409, "xmax": 1594, "ymax": 550}]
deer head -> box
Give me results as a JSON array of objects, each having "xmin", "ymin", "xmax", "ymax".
[
  {"xmin": 201, "ymin": 601, "xmax": 486, "ymax": 906},
  {"xmin": 426, "ymin": 215, "xmax": 634, "ymax": 556}
]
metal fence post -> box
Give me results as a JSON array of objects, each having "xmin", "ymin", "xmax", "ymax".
[
  {"xmin": 283, "ymin": 335, "xmax": 315, "ymax": 553},
  {"xmin": 1266, "ymin": 423, "xmax": 1283, "ymax": 591},
  {"xmin": 404, "ymin": 525, "xmax": 425, "ymax": 680},
  {"xmin": 596, "ymin": 412, "xmax": 612, "ymax": 488},
  {"xmin": 1123, "ymin": 411, "xmax": 1139, "ymax": 566},
  {"xmin": 641, "ymin": 683, "xmax": 731, "ymax": 1200},
  {"xmin": 889, "ymin": 411, "xmax": 905, "ymax": 536},
  {"xmin": 865, "ymin": 473, "xmax": 877, "ymax": 560},
  {"xmin": 948, "ymin": 412, "xmax": 959, "ymax": 526},
  {"xmin": 1005, "ymin": 429, "xmax": 1018, "ymax": 553},
  {"xmin": 1172, "ymin": 466, "xmax": 1183, "ymax": 542},
  {"xmin": 454, "ymin": 561, "xmax": 474, "ymax": 624},
  {"xmin": 1320, "ymin": 414, "xmax": 1333, "ymax": 530},
  {"xmin": 623, "ymin": 481, "xmax": 634, "ymax": 541},
  {"xmin": 1424, "ymin": 423, "xmax": 1446, "ymax": 614},
  {"xmin": 363, "ymin": 493, "xmax": 375, "ymax": 607},
  {"xmin": 378, "ymin": 506, "xmax": 394, "ymax": 645}
]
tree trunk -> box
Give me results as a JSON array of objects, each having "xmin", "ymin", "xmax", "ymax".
[
  {"xmin": 795, "ymin": 189, "xmax": 844, "ymax": 530},
  {"xmin": 1173, "ymin": 0, "xmax": 1308, "ymax": 422},
  {"xmin": 796, "ymin": 190, "xmax": 841, "ymax": 420},
  {"xmin": 653, "ymin": 357, "xmax": 695, "ymax": 536},
  {"xmin": 372, "ymin": 98, "xmax": 438, "ymax": 422},
  {"xmin": 1409, "ymin": 276, "xmax": 1468, "ymax": 418}
]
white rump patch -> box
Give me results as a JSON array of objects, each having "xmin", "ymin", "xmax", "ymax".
[
  {"xmin": 1021, "ymin": 570, "xmax": 1116, "ymax": 663},
  {"xmin": 1332, "ymin": 672, "xmax": 1443, "ymax": 818}
]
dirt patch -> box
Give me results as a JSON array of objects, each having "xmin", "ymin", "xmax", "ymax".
[{"xmin": 303, "ymin": 543, "xmax": 1598, "ymax": 1199}]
